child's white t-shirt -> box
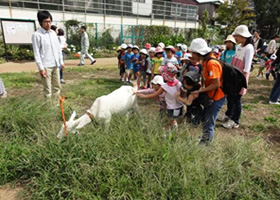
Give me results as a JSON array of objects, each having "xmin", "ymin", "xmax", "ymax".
[
  {"xmin": 231, "ymin": 44, "xmax": 254, "ymax": 73},
  {"xmin": 162, "ymin": 56, "xmax": 178, "ymax": 66},
  {"xmin": 161, "ymin": 81, "xmax": 183, "ymax": 109}
]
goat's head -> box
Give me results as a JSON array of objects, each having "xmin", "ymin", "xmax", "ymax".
[{"xmin": 57, "ymin": 111, "xmax": 78, "ymax": 139}]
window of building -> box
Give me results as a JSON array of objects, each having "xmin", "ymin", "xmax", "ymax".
[
  {"xmin": 133, "ymin": 0, "xmax": 146, "ymax": 3},
  {"xmin": 171, "ymin": 3, "xmax": 182, "ymax": 17}
]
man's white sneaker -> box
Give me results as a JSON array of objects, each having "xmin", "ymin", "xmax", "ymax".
[
  {"xmin": 269, "ymin": 101, "xmax": 280, "ymax": 105},
  {"xmin": 222, "ymin": 119, "xmax": 239, "ymax": 129}
]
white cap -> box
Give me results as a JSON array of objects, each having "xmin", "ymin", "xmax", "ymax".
[
  {"xmin": 158, "ymin": 42, "xmax": 165, "ymax": 49},
  {"xmin": 180, "ymin": 53, "xmax": 192, "ymax": 60},
  {"xmin": 132, "ymin": 45, "xmax": 139, "ymax": 50},
  {"xmin": 121, "ymin": 44, "xmax": 127, "ymax": 49},
  {"xmin": 213, "ymin": 48, "xmax": 219, "ymax": 54},
  {"xmin": 181, "ymin": 44, "xmax": 187, "ymax": 52},
  {"xmin": 127, "ymin": 44, "xmax": 133, "ymax": 48},
  {"xmin": 270, "ymin": 54, "xmax": 277, "ymax": 60},
  {"xmin": 151, "ymin": 75, "xmax": 164, "ymax": 85},
  {"xmin": 189, "ymin": 38, "xmax": 212, "ymax": 56},
  {"xmin": 140, "ymin": 49, "xmax": 148, "ymax": 55},
  {"xmin": 176, "ymin": 43, "xmax": 182, "ymax": 47},
  {"xmin": 232, "ymin": 25, "xmax": 252, "ymax": 38},
  {"xmin": 148, "ymin": 47, "xmax": 156, "ymax": 53},
  {"xmin": 224, "ymin": 35, "xmax": 236, "ymax": 44}
]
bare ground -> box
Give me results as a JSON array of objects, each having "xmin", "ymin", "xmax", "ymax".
[
  {"xmin": 0, "ymin": 186, "xmax": 23, "ymax": 200},
  {"xmin": 0, "ymin": 58, "xmax": 117, "ymax": 73}
]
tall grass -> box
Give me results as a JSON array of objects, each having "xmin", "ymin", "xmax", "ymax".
[
  {"xmin": 0, "ymin": 69, "xmax": 279, "ymax": 199},
  {"xmin": 0, "ymin": 96, "xmax": 279, "ymax": 199}
]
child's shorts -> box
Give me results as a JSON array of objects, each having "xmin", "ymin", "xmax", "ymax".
[
  {"xmin": 120, "ymin": 65, "xmax": 125, "ymax": 75},
  {"xmin": 133, "ymin": 67, "xmax": 140, "ymax": 74},
  {"xmin": 125, "ymin": 69, "xmax": 133, "ymax": 76},
  {"xmin": 167, "ymin": 107, "xmax": 183, "ymax": 119}
]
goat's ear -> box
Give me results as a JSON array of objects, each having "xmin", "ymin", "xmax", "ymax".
[{"xmin": 69, "ymin": 111, "xmax": 76, "ymax": 122}]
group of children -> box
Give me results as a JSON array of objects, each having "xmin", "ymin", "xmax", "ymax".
[{"xmin": 117, "ymin": 42, "xmax": 205, "ymax": 130}]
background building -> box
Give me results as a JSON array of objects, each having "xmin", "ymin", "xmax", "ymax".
[{"xmin": 0, "ymin": 0, "xmax": 200, "ymax": 29}]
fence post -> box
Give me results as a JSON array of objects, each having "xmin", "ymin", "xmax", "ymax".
[
  {"xmin": 121, "ymin": 24, "xmax": 123, "ymax": 44},
  {"xmin": 141, "ymin": 26, "xmax": 145, "ymax": 46},
  {"xmin": 95, "ymin": 23, "xmax": 98, "ymax": 42},
  {"xmin": 131, "ymin": 25, "xmax": 134, "ymax": 45}
]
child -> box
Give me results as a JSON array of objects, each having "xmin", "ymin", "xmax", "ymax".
[
  {"xmin": 256, "ymin": 52, "xmax": 269, "ymax": 78},
  {"xmin": 145, "ymin": 43, "xmax": 151, "ymax": 51},
  {"xmin": 176, "ymin": 71, "xmax": 204, "ymax": 125},
  {"xmin": 137, "ymin": 75, "xmax": 166, "ymax": 118},
  {"xmin": 118, "ymin": 44, "xmax": 127, "ymax": 81},
  {"xmin": 137, "ymin": 49, "xmax": 149, "ymax": 89},
  {"xmin": 131, "ymin": 45, "xmax": 141, "ymax": 87},
  {"xmin": 0, "ymin": 76, "xmax": 7, "ymax": 98},
  {"xmin": 163, "ymin": 45, "xmax": 179, "ymax": 67},
  {"xmin": 179, "ymin": 53, "xmax": 192, "ymax": 82},
  {"xmin": 175, "ymin": 43, "xmax": 183, "ymax": 65},
  {"xmin": 57, "ymin": 28, "xmax": 67, "ymax": 84},
  {"xmin": 152, "ymin": 47, "xmax": 164, "ymax": 77},
  {"xmin": 179, "ymin": 53, "xmax": 202, "ymax": 82},
  {"xmin": 181, "ymin": 44, "xmax": 188, "ymax": 57},
  {"xmin": 137, "ymin": 63, "xmax": 183, "ymax": 130},
  {"xmin": 158, "ymin": 42, "xmax": 166, "ymax": 58},
  {"xmin": 212, "ymin": 48, "xmax": 220, "ymax": 59},
  {"xmin": 265, "ymin": 54, "xmax": 277, "ymax": 80},
  {"xmin": 163, "ymin": 45, "xmax": 179, "ymax": 76},
  {"xmin": 146, "ymin": 47, "xmax": 155, "ymax": 88},
  {"xmin": 123, "ymin": 44, "xmax": 134, "ymax": 84}
]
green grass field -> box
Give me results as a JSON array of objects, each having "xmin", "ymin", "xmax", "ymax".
[{"xmin": 0, "ymin": 65, "xmax": 280, "ymax": 199}]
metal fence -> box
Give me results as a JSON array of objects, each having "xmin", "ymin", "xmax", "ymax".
[{"xmin": 1, "ymin": 0, "xmax": 198, "ymax": 22}]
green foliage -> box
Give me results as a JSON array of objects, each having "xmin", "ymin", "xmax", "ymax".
[
  {"xmin": 199, "ymin": 10, "xmax": 210, "ymax": 39},
  {"xmin": 95, "ymin": 29, "xmax": 115, "ymax": 49},
  {"xmin": 216, "ymin": 0, "xmax": 256, "ymax": 38},
  {"xmin": 253, "ymin": 0, "xmax": 280, "ymax": 39},
  {"xmin": 64, "ymin": 19, "xmax": 82, "ymax": 49},
  {"xmin": 139, "ymin": 25, "xmax": 187, "ymax": 47}
]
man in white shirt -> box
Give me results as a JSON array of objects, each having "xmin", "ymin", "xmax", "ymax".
[
  {"xmin": 78, "ymin": 26, "xmax": 96, "ymax": 66},
  {"xmin": 266, "ymin": 35, "xmax": 279, "ymax": 57},
  {"xmin": 32, "ymin": 10, "xmax": 64, "ymax": 98}
]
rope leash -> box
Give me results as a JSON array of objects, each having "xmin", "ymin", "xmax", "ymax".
[{"xmin": 59, "ymin": 95, "xmax": 68, "ymax": 138}]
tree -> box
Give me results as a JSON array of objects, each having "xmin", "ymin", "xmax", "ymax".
[
  {"xmin": 216, "ymin": 0, "xmax": 255, "ymax": 38},
  {"xmin": 199, "ymin": 10, "xmax": 210, "ymax": 39},
  {"xmin": 253, "ymin": 0, "xmax": 280, "ymax": 39}
]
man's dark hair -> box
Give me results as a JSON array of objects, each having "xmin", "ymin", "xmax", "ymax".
[
  {"xmin": 51, "ymin": 25, "xmax": 57, "ymax": 31},
  {"xmin": 37, "ymin": 10, "xmax": 52, "ymax": 25},
  {"xmin": 273, "ymin": 35, "xmax": 279, "ymax": 39},
  {"xmin": 58, "ymin": 28, "xmax": 64, "ymax": 36},
  {"xmin": 81, "ymin": 26, "xmax": 87, "ymax": 31}
]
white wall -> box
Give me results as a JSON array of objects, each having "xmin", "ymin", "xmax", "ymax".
[{"xmin": 132, "ymin": 0, "xmax": 153, "ymax": 16}]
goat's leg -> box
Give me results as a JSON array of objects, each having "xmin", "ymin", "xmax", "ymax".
[
  {"xmin": 133, "ymin": 104, "xmax": 141, "ymax": 117},
  {"xmin": 75, "ymin": 114, "xmax": 92, "ymax": 130}
]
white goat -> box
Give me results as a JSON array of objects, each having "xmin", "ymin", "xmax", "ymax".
[{"xmin": 57, "ymin": 85, "xmax": 139, "ymax": 139}]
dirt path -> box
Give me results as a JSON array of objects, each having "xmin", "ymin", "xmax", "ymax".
[
  {"xmin": 0, "ymin": 186, "xmax": 23, "ymax": 200},
  {"xmin": 0, "ymin": 57, "xmax": 117, "ymax": 73}
]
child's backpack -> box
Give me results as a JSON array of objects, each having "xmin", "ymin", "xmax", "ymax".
[{"xmin": 206, "ymin": 58, "xmax": 247, "ymax": 96}]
